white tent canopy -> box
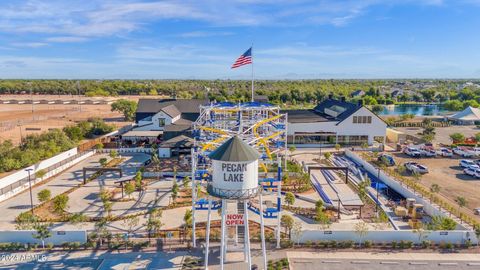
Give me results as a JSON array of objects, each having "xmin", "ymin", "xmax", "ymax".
[{"xmin": 448, "ymin": 106, "xmax": 480, "ymax": 123}]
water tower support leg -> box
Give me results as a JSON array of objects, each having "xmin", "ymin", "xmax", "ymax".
[
  {"xmin": 259, "ymin": 192, "xmax": 268, "ymax": 270},
  {"xmin": 220, "ymin": 199, "xmax": 226, "ymax": 270},
  {"xmin": 204, "ymin": 196, "xmax": 212, "ymax": 270},
  {"xmin": 244, "ymin": 200, "xmax": 252, "ymax": 268},
  {"xmin": 191, "ymin": 148, "xmax": 196, "ymax": 248}
]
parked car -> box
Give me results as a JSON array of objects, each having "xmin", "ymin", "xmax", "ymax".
[
  {"xmin": 404, "ymin": 162, "xmax": 429, "ymax": 174},
  {"xmin": 473, "ymin": 168, "xmax": 480, "ymax": 178},
  {"xmin": 453, "ymin": 146, "xmax": 475, "ymax": 158},
  {"xmin": 460, "ymin": 159, "xmax": 476, "ymax": 168},
  {"xmin": 438, "ymin": 147, "xmax": 453, "ymax": 157},
  {"xmin": 378, "ymin": 154, "xmax": 395, "ymax": 166},
  {"xmin": 420, "ymin": 148, "xmax": 437, "ymax": 157},
  {"xmin": 473, "ymin": 147, "xmax": 480, "ymax": 156},
  {"xmin": 464, "ymin": 164, "xmax": 480, "ymax": 176},
  {"xmin": 404, "ymin": 147, "xmax": 422, "ymax": 157}
]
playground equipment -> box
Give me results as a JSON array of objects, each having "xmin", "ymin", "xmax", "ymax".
[{"xmin": 191, "ymin": 102, "xmax": 288, "ymax": 267}]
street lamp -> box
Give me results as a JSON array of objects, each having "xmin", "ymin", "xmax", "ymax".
[
  {"xmin": 25, "ymin": 168, "xmax": 34, "ymax": 214},
  {"xmin": 375, "ymin": 167, "xmax": 380, "ymax": 213}
]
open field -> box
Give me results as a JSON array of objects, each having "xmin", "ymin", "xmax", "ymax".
[{"xmin": 390, "ymin": 152, "xmax": 480, "ymax": 222}]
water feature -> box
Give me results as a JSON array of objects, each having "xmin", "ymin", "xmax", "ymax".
[{"xmin": 379, "ymin": 104, "xmax": 449, "ymax": 116}]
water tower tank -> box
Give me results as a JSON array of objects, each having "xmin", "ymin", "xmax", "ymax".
[{"xmin": 208, "ymin": 136, "xmax": 261, "ymax": 199}]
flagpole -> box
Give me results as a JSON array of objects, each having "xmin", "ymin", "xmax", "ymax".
[{"xmin": 251, "ymin": 45, "xmax": 254, "ymax": 102}]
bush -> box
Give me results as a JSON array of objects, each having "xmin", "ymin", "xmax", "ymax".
[
  {"xmin": 46, "ymin": 243, "xmax": 54, "ymax": 250},
  {"xmin": 391, "ymin": 241, "xmax": 397, "ymax": 249},
  {"xmin": 364, "ymin": 240, "xmax": 372, "ymax": 248},
  {"xmin": 421, "ymin": 240, "xmax": 431, "ymax": 249}
]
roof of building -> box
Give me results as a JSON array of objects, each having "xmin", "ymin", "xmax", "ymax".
[
  {"xmin": 136, "ymin": 99, "xmax": 208, "ymax": 114},
  {"xmin": 161, "ymin": 104, "xmax": 181, "ymax": 118},
  {"xmin": 449, "ymin": 106, "xmax": 480, "ymax": 121},
  {"xmin": 209, "ymin": 136, "xmax": 261, "ymax": 162},
  {"xmin": 122, "ymin": 130, "xmax": 163, "ymax": 137},
  {"xmin": 282, "ymin": 109, "xmax": 329, "ymax": 123},
  {"xmin": 350, "ymin": 90, "xmax": 365, "ymax": 97},
  {"xmin": 164, "ymin": 124, "xmax": 191, "ymax": 132},
  {"xmin": 159, "ymin": 135, "xmax": 194, "ymax": 148},
  {"xmin": 173, "ymin": 118, "xmax": 193, "ymax": 125},
  {"xmin": 313, "ymin": 98, "xmax": 361, "ymax": 122}
]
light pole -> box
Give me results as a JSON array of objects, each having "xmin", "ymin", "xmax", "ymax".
[
  {"xmin": 376, "ymin": 167, "xmax": 380, "ymax": 213},
  {"xmin": 25, "ymin": 168, "xmax": 34, "ymax": 214}
]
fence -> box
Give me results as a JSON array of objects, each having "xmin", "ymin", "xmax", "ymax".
[
  {"xmin": 97, "ymin": 148, "xmax": 153, "ymax": 154},
  {"xmin": 293, "ymin": 230, "xmax": 477, "ymax": 245},
  {"xmin": 0, "ymin": 149, "xmax": 95, "ymax": 202},
  {"xmin": 0, "ymin": 230, "xmax": 87, "ymax": 245}
]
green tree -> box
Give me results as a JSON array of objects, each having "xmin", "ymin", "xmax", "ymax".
[
  {"xmin": 455, "ymin": 196, "xmax": 468, "ymax": 214},
  {"xmin": 428, "ymin": 216, "xmax": 457, "ymax": 230},
  {"xmin": 111, "ymin": 99, "xmax": 138, "ymax": 121},
  {"xmin": 144, "ymin": 208, "xmax": 163, "ymax": 240},
  {"xmin": 285, "ymin": 192, "xmax": 295, "ymax": 207},
  {"xmin": 280, "ymin": 214, "xmax": 294, "ymax": 238},
  {"xmin": 37, "ymin": 189, "xmax": 51, "ymax": 203},
  {"xmin": 69, "ymin": 213, "xmax": 88, "ymax": 229},
  {"xmin": 125, "ymin": 182, "xmax": 135, "ymax": 199},
  {"xmin": 15, "ymin": 211, "xmax": 38, "ymax": 230},
  {"xmin": 354, "ymin": 222, "xmax": 369, "ymax": 247},
  {"xmin": 323, "ymin": 152, "xmax": 332, "ymax": 160},
  {"xmin": 109, "ymin": 150, "xmax": 118, "ymax": 159},
  {"xmin": 32, "ymin": 223, "xmax": 52, "ymax": 249},
  {"xmin": 99, "ymin": 157, "xmax": 108, "ymax": 167},
  {"xmin": 449, "ymin": 133, "xmax": 465, "ymax": 143},
  {"xmin": 134, "ymin": 171, "xmax": 143, "ymax": 190},
  {"xmin": 429, "ymin": 184, "xmax": 440, "ymax": 201},
  {"xmin": 171, "ymin": 181, "xmax": 179, "ymax": 202},
  {"xmin": 334, "ymin": 144, "xmax": 341, "ymax": 151},
  {"xmin": 94, "ymin": 218, "xmax": 109, "ymax": 246},
  {"xmin": 35, "ymin": 169, "xmax": 47, "ymax": 179},
  {"xmin": 52, "ymin": 194, "xmax": 69, "ymax": 215}
]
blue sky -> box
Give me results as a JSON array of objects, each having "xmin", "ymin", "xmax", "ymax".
[{"xmin": 1, "ymin": 0, "xmax": 480, "ymax": 79}]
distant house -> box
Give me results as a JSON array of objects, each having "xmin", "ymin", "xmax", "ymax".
[
  {"xmin": 350, "ymin": 90, "xmax": 365, "ymax": 98},
  {"xmin": 253, "ymin": 95, "xmax": 269, "ymax": 103},
  {"xmin": 285, "ymin": 95, "xmax": 387, "ymax": 145},
  {"xmin": 131, "ymin": 98, "xmax": 208, "ymax": 142}
]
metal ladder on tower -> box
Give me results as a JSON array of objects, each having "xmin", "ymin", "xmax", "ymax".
[{"xmin": 237, "ymin": 201, "xmax": 245, "ymax": 246}]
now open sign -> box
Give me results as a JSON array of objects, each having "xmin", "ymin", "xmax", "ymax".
[{"xmin": 226, "ymin": 214, "xmax": 244, "ymax": 226}]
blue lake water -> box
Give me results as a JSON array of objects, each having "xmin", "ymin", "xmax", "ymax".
[{"xmin": 379, "ymin": 104, "xmax": 449, "ymax": 116}]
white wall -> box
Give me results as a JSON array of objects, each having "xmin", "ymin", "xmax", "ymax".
[
  {"xmin": 152, "ymin": 111, "xmax": 173, "ymax": 130},
  {"xmin": 0, "ymin": 148, "xmax": 78, "ymax": 190},
  {"xmin": 287, "ymin": 107, "xmax": 387, "ymax": 144},
  {"xmin": 0, "ymin": 230, "xmax": 87, "ymax": 244},
  {"xmin": 294, "ymin": 230, "xmax": 477, "ymax": 245},
  {"xmin": 336, "ymin": 107, "xmax": 387, "ymax": 144},
  {"xmin": 0, "ymin": 150, "xmax": 95, "ymax": 203}
]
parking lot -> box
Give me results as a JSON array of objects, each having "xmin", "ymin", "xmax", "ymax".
[{"xmin": 390, "ymin": 151, "xmax": 480, "ymax": 221}]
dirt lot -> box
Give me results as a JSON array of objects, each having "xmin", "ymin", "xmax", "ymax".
[
  {"xmin": 0, "ymin": 95, "xmax": 168, "ymax": 145},
  {"xmin": 390, "ymin": 151, "xmax": 480, "ymax": 221},
  {"xmin": 395, "ymin": 125, "xmax": 480, "ymax": 145}
]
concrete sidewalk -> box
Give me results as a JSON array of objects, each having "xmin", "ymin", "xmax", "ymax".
[{"xmin": 287, "ymin": 251, "xmax": 480, "ymax": 261}]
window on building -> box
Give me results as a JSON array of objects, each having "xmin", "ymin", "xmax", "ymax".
[
  {"xmin": 353, "ymin": 115, "xmax": 372, "ymax": 124},
  {"xmin": 353, "ymin": 116, "xmax": 357, "ymax": 123},
  {"xmin": 159, "ymin": 118, "xmax": 166, "ymax": 127},
  {"xmin": 367, "ymin": 116, "xmax": 372, "ymax": 123}
]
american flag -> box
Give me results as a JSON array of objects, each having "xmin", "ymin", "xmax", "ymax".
[{"xmin": 231, "ymin": 47, "xmax": 252, "ymax": 69}]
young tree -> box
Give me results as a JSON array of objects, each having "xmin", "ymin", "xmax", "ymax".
[
  {"xmin": 288, "ymin": 146, "xmax": 296, "ymax": 155},
  {"xmin": 455, "ymin": 196, "xmax": 468, "ymax": 215},
  {"xmin": 280, "ymin": 214, "xmax": 294, "ymax": 238},
  {"xmin": 111, "ymin": 99, "xmax": 138, "ymax": 121},
  {"xmin": 95, "ymin": 218, "xmax": 109, "ymax": 246},
  {"xmin": 52, "ymin": 194, "xmax": 69, "ymax": 215},
  {"xmin": 32, "ymin": 223, "xmax": 52, "ymax": 249},
  {"xmin": 151, "ymin": 154, "xmax": 161, "ymax": 181},
  {"xmin": 134, "ymin": 171, "xmax": 143, "ymax": 190},
  {"xmin": 35, "ymin": 169, "xmax": 47, "ymax": 180},
  {"xmin": 284, "ymin": 192, "xmax": 295, "ymax": 207},
  {"xmin": 334, "ymin": 144, "xmax": 341, "ymax": 152},
  {"xmin": 15, "ymin": 211, "xmax": 38, "ymax": 230},
  {"xmin": 429, "ymin": 184, "xmax": 440, "ymax": 201},
  {"xmin": 99, "ymin": 157, "xmax": 108, "ymax": 167},
  {"xmin": 37, "ymin": 189, "xmax": 51, "ymax": 203},
  {"xmin": 122, "ymin": 216, "xmax": 140, "ymax": 238},
  {"xmin": 323, "ymin": 152, "xmax": 332, "ymax": 160},
  {"xmin": 125, "ymin": 182, "xmax": 135, "ymax": 199},
  {"xmin": 354, "ymin": 222, "xmax": 369, "ymax": 247},
  {"xmin": 449, "ymin": 133, "xmax": 465, "ymax": 144},
  {"xmin": 145, "ymin": 208, "xmax": 163, "ymax": 240},
  {"xmin": 291, "ymin": 221, "xmax": 303, "ymax": 246},
  {"xmin": 171, "ymin": 181, "xmax": 179, "ymax": 202},
  {"xmin": 109, "ymin": 150, "xmax": 118, "ymax": 159},
  {"xmin": 69, "ymin": 213, "xmax": 88, "ymax": 229},
  {"xmin": 183, "ymin": 209, "xmax": 193, "ymax": 240}
]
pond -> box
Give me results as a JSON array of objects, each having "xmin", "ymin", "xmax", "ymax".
[{"xmin": 378, "ymin": 104, "xmax": 449, "ymax": 116}]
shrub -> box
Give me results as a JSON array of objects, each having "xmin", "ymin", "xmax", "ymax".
[
  {"xmin": 364, "ymin": 240, "xmax": 372, "ymax": 248},
  {"xmin": 421, "ymin": 240, "xmax": 431, "ymax": 249},
  {"xmin": 391, "ymin": 241, "xmax": 397, "ymax": 249},
  {"xmin": 46, "ymin": 243, "xmax": 54, "ymax": 250}
]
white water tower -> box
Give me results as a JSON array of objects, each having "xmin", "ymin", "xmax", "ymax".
[{"xmin": 203, "ymin": 136, "xmax": 268, "ymax": 270}]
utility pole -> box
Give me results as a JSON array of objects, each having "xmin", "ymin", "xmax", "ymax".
[{"xmin": 25, "ymin": 168, "xmax": 34, "ymax": 214}]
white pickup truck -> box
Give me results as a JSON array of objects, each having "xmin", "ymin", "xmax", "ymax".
[
  {"xmin": 453, "ymin": 147, "xmax": 475, "ymax": 158},
  {"xmin": 404, "ymin": 162, "xmax": 429, "ymax": 174}
]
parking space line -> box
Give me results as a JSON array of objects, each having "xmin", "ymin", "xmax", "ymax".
[
  {"xmin": 351, "ymin": 261, "xmax": 370, "ymax": 264},
  {"xmin": 322, "ymin": 260, "xmax": 341, "ymax": 263},
  {"xmin": 380, "ymin": 261, "xmax": 399, "ymax": 265},
  {"xmin": 410, "ymin": 262, "xmax": 428, "ymax": 265},
  {"xmin": 439, "ymin": 262, "xmax": 458, "ymax": 266},
  {"xmin": 467, "ymin": 263, "xmax": 480, "ymax": 266}
]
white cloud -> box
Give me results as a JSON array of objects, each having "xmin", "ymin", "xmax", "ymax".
[
  {"xmin": 178, "ymin": 31, "xmax": 234, "ymax": 38},
  {"xmin": 10, "ymin": 42, "xmax": 48, "ymax": 48},
  {"xmin": 45, "ymin": 36, "xmax": 89, "ymax": 43}
]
